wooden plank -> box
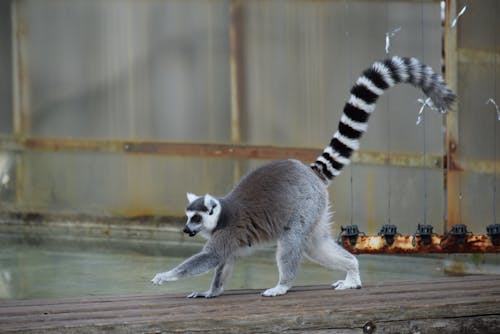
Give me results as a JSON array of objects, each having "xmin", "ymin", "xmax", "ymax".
[
  {"xmin": 1, "ymin": 276, "xmax": 498, "ymax": 312},
  {"xmin": 1, "ymin": 275, "xmax": 499, "ymax": 333},
  {"xmin": 2, "ymin": 274, "xmax": 497, "ymax": 311}
]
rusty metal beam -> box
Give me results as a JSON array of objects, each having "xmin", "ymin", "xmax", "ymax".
[
  {"xmin": 341, "ymin": 235, "xmax": 500, "ymax": 254},
  {"xmin": 1, "ymin": 136, "xmax": 499, "ymax": 174},
  {"xmin": 0, "ymin": 135, "xmax": 445, "ymax": 168},
  {"xmin": 1, "ymin": 136, "xmax": 318, "ymax": 161}
]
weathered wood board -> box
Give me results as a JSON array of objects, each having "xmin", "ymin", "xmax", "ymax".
[{"xmin": 1, "ymin": 275, "xmax": 499, "ymax": 333}]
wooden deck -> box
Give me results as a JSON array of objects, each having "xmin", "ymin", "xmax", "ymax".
[{"xmin": 1, "ymin": 275, "xmax": 500, "ymax": 334}]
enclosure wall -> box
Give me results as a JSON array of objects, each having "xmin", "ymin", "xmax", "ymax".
[{"xmin": 0, "ymin": 0, "xmax": 498, "ymax": 237}]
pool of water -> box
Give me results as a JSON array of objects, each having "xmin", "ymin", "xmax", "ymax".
[{"xmin": 0, "ymin": 223, "xmax": 497, "ymax": 300}]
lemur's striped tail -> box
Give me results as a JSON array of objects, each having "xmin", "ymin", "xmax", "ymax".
[{"xmin": 311, "ymin": 56, "xmax": 456, "ymax": 183}]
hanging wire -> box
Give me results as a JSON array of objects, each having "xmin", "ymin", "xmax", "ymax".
[
  {"xmin": 385, "ymin": 0, "xmax": 392, "ymax": 225},
  {"xmin": 458, "ymin": 89, "xmax": 464, "ymax": 226},
  {"xmin": 493, "ymin": 0, "xmax": 498, "ymax": 224},
  {"xmin": 457, "ymin": 0, "xmax": 464, "ymax": 227},
  {"xmin": 420, "ymin": 0, "xmax": 428, "ymax": 225},
  {"xmin": 344, "ymin": 0, "xmax": 355, "ymax": 227}
]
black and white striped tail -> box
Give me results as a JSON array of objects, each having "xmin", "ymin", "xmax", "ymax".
[{"xmin": 311, "ymin": 56, "xmax": 456, "ymax": 183}]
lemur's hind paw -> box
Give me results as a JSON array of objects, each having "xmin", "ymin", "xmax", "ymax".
[
  {"xmin": 261, "ymin": 284, "xmax": 290, "ymax": 297},
  {"xmin": 187, "ymin": 290, "xmax": 220, "ymax": 298},
  {"xmin": 332, "ymin": 280, "xmax": 361, "ymax": 290}
]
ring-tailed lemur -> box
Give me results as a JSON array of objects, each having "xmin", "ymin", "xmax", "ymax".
[{"xmin": 151, "ymin": 56, "xmax": 456, "ymax": 298}]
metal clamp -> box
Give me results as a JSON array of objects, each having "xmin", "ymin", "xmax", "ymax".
[
  {"xmin": 441, "ymin": 224, "xmax": 472, "ymax": 248},
  {"xmin": 338, "ymin": 225, "xmax": 365, "ymax": 246},
  {"xmin": 378, "ymin": 224, "xmax": 400, "ymax": 246},
  {"xmin": 486, "ymin": 224, "xmax": 500, "ymax": 246},
  {"xmin": 412, "ymin": 223, "xmax": 436, "ymax": 246}
]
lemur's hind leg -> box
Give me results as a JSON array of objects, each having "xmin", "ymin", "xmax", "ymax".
[
  {"xmin": 262, "ymin": 228, "xmax": 305, "ymax": 297},
  {"xmin": 305, "ymin": 214, "xmax": 362, "ymax": 290}
]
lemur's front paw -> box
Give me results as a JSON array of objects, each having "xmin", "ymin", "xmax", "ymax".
[
  {"xmin": 151, "ymin": 272, "xmax": 177, "ymax": 285},
  {"xmin": 151, "ymin": 273, "xmax": 165, "ymax": 285}
]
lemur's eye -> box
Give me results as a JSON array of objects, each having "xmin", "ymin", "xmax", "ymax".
[{"xmin": 190, "ymin": 214, "xmax": 202, "ymax": 223}]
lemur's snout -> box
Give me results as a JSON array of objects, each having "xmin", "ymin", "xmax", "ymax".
[{"xmin": 183, "ymin": 226, "xmax": 197, "ymax": 237}]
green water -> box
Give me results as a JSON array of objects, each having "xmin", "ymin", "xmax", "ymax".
[{"xmin": 0, "ymin": 231, "xmax": 466, "ymax": 301}]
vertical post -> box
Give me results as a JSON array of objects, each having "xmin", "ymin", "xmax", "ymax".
[
  {"xmin": 229, "ymin": 0, "xmax": 246, "ymax": 181},
  {"xmin": 12, "ymin": 1, "xmax": 31, "ymax": 137},
  {"xmin": 12, "ymin": 1, "xmax": 31, "ymax": 209},
  {"xmin": 444, "ymin": 0, "xmax": 460, "ymax": 230}
]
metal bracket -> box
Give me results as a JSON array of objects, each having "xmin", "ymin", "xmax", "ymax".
[
  {"xmin": 378, "ymin": 224, "xmax": 400, "ymax": 246},
  {"xmin": 338, "ymin": 225, "xmax": 365, "ymax": 246},
  {"xmin": 441, "ymin": 224, "xmax": 473, "ymax": 247},
  {"xmin": 486, "ymin": 224, "xmax": 500, "ymax": 246},
  {"xmin": 412, "ymin": 223, "xmax": 436, "ymax": 246}
]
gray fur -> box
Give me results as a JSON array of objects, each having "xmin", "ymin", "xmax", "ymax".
[
  {"xmin": 151, "ymin": 160, "xmax": 360, "ymax": 297},
  {"xmin": 186, "ymin": 198, "xmax": 209, "ymax": 212}
]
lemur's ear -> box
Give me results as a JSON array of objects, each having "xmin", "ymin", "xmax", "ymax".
[
  {"xmin": 204, "ymin": 194, "xmax": 218, "ymax": 215},
  {"xmin": 187, "ymin": 192, "xmax": 199, "ymax": 203}
]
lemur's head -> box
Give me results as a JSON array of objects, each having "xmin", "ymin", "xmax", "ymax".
[{"xmin": 183, "ymin": 193, "xmax": 221, "ymax": 238}]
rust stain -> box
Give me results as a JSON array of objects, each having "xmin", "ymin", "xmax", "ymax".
[
  {"xmin": 104, "ymin": 225, "xmax": 111, "ymax": 238},
  {"xmin": 445, "ymin": 140, "xmax": 463, "ymax": 229},
  {"xmin": 341, "ymin": 235, "xmax": 500, "ymax": 254},
  {"xmin": 447, "ymin": 140, "xmax": 463, "ymax": 172}
]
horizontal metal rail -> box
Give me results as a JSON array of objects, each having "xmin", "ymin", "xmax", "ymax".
[
  {"xmin": 0, "ymin": 135, "xmax": 443, "ymax": 169},
  {"xmin": 0, "ymin": 135, "xmax": 498, "ymax": 174},
  {"xmin": 340, "ymin": 235, "xmax": 500, "ymax": 254}
]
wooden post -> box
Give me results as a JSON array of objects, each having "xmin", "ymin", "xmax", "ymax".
[
  {"xmin": 11, "ymin": 1, "xmax": 31, "ymax": 210},
  {"xmin": 229, "ymin": 0, "xmax": 246, "ymax": 182},
  {"xmin": 444, "ymin": 0, "xmax": 460, "ymax": 231}
]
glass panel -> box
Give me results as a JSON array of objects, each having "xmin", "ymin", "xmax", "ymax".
[
  {"xmin": 243, "ymin": 0, "xmax": 444, "ymax": 156},
  {"xmin": 456, "ymin": 0, "xmax": 500, "ymax": 226},
  {"xmin": 19, "ymin": 0, "xmax": 230, "ymax": 142},
  {"xmin": 331, "ymin": 164, "xmax": 444, "ymax": 235},
  {"xmin": 10, "ymin": 152, "xmax": 235, "ymax": 216},
  {"xmin": 460, "ymin": 172, "xmax": 500, "ymax": 230}
]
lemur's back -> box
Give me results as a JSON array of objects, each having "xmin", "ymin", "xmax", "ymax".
[{"xmin": 223, "ymin": 159, "xmax": 328, "ymax": 242}]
